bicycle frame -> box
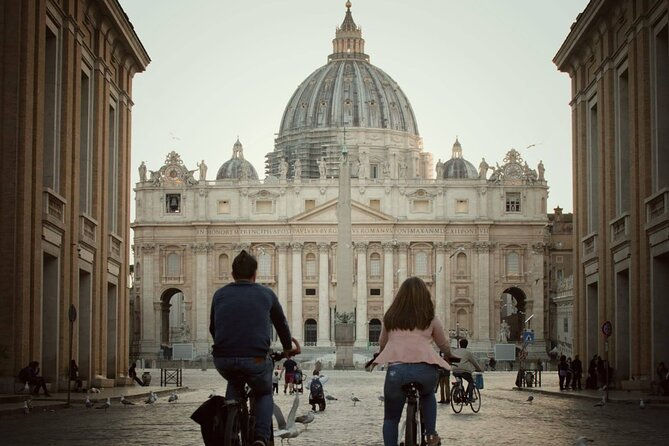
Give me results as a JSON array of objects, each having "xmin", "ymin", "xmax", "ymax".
[{"xmin": 400, "ymin": 382, "xmax": 425, "ymax": 446}]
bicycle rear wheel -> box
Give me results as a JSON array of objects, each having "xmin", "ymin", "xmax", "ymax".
[
  {"xmin": 404, "ymin": 401, "xmax": 420, "ymax": 446},
  {"xmin": 450, "ymin": 386, "xmax": 464, "ymax": 413},
  {"xmin": 469, "ymin": 386, "xmax": 481, "ymax": 413},
  {"xmin": 223, "ymin": 405, "xmax": 245, "ymax": 446}
]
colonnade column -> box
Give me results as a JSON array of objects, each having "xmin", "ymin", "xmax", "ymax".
[
  {"xmin": 291, "ymin": 242, "xmax": 303, "ymax": 342},
  {"xmin": 382, "ymin": 241, "xmax": 394, "ymax": 312},
  {"xmin": 277, "ymin": 243, "xmax": 289, "ymax": 318},
  {"xmin": 530, "ymin": 243, "xmax": 546, "ymax": 341},
  {"xmin": 443, "ymin": 243, "xmax": 454, "ymax": 329},
  {"xmin": 355, "ymin": 242, "xmax": 368, "ymax": 347},
  {"xmin": 435, "ymin": 242, "xmax": 446, "ymax": 324},
  {"xmin": 398, "ymin": 242, "xmax": 409, "ymax": 284},
  {"xmin": 476, "ymin": 242, "xmax": 491, "ymax": 347},
  {"xmin": 317, "ymin": 243, "xmax": 331, "ymax": 346},
  {"xmin": 192, "ymin": 242, "xmax": 210, "ymax": 356},
  {"xmin": 139, "ymin": 244, "xmax": 158, "ymax": 357}
]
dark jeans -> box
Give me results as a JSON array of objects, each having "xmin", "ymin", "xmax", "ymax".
[
  {"xmin": 29, "ymin": 377, "xmax": 48, "ymax": 395},
  {"xmin": 214, "ymin": 356, "xmax": 273, "ymax": 443},
  {"xmin": 453, "ymin": 371, "xmax": 475, "ymax": 399},
  {"xmin": 559, "ymin": 373, "xmax": 566, "ymax": 390},
  {"xmin": 382, "ymin": 363, "xmax": 439, "ymax": 446},
  {"xmin": 131, "ymin": 376, "xmax": 145, "ymax": 386},
  {"xmin": 571, "ymin": 373, "xmax": 582, "ymax": 389}
]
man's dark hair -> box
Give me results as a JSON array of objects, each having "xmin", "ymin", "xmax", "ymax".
[
  {"xmin": 459, "ymin": 338, "xmax": 468, "ymax": 348},
  {"xmin": 232, "ymin": 250, "xmax": 257, "ymax": 280}
]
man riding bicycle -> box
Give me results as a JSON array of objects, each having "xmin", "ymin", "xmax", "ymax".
[
  {"xmin": 451, "ymin": 338, "xmax": 483, "ymax": 402},
  {"xmin": 210, "ymin": 250, "xmax": 300, "ymax": 446}
]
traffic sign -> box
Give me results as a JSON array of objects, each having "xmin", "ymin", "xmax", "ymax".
[{"xmin": 522, "ymin": 330, "xmax": 535, "ymax": 343}]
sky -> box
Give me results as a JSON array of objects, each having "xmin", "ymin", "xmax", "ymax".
[{"xmin": 120, "ymin": 0, "xmax": 589, "ymax": 214}]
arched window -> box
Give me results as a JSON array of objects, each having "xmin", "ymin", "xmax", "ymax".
[
  {"xmin": 258, "ymin": 251, "xmax": 272, "ymax": 277},
  {"xmin": 456, "ymin": 252, "xmax": 467, "ymax": 279},
  {"xmin": 218, "ymin": 254, "xmax": 230, "ymax": 278},
  {"xmin": 415, "ymin": 251, "xmax": 428, "ymax": 276},
  {"xmin": 166, "ymin": 253, "xmax": 181, "ymax": 278},
  {"xmin": 370, "ymin": 252, "xmax": 381, "ymax": 278},
  {"xmin": 305, "ymin": 253, "xmax": 317, "ymax": 279},
  {"xmin": 304, "ymin": 319, "xmax": 317, "ymax": 346},
  {"xmin": 457, "ymin": 309, "xmax": 468, "ymax": 332},
  {"xmin": 506, "ymin": 252, "xmax": 520, "ymax": 276},
  {"xmin": 369, "ymin": 318, "xmax": 382, "ymax": 345}
]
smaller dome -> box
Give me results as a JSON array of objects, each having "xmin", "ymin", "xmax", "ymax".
[
  {"xmin": 216, "ymin": 139, "xmax": 259, "ymax": 180},
  {"xmin": 441, "ymin": 137, "xmax": 478, "ymax": 179}
]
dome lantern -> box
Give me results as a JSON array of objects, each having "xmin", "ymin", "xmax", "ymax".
[{"xmin": 329, "ymin": 1, "xmax": 368, "ymax": 62}]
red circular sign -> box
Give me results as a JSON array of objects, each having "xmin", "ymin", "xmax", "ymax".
[{"xmin": 601, "ymin": 321, "xmax": 612, "ymax": 337}]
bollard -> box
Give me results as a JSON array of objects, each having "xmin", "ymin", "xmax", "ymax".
[{"xmin": 201, "ymin": 357, "xmax": 207, "ymax": 371}]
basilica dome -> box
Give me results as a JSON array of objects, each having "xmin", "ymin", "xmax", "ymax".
[
  {"xmin": 278, "ymin": 4, "xmax": 418, "ymax": 136},
  {"xmin": 216, "ymin": 139, "xmax": 259, "ymax": 180},
  {"xmin": 440, "ymin": 138, "xmax": 478, "ymax": 179}
]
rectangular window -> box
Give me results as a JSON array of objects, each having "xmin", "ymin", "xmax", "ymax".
[
  {"xmin": 615, "ymin": 64, "xmax": 630, "ymax": 214},
  {"xmin": 107, "ymin": 101, "xmax": 119, "ymax": 232},
  {"xmin": 563, "ymin": 317, "xmax": 569, "ymax": 333},
  {"xmin": 43, "ymin": 23, "xmax": 61, "ymax": 191},
  {"xmin": 166, "ymin": 194, "xmax": 181, "ymax": 213},
  {"xmin": 218, "ymin": 200, "xmax": 230, "ymax": 214},
  {"xmin": 305, "ymin": 288, "xmax": 317, "ymax": 296},
  {"xmin": 305, "ymin": 199, "xmax": 316, "ymax": 211},
  {"xmin": 370, "ymin": 164, "xmax": 379, "ymax": 179},
  {"xmin": 652, "ymin": 22, "xmax": 669, "ymax": 191},
  {"xmin": 369, "ymin": 199, "xmax": 381, "ymax": 211},
  {"xmin": 258, "ymin": 253, "xmax": 272, "ymax": 277},
  {"xmin": 456, "ymin": 199, "xmax": 468, "ymax": 213},
  {"xmin": 505, "ymin": 192, "xmax": 521, "ymax": 212},
  {"xmin": 255, "ymin": 200, "xmax": 273, "ymax": 213},
  {"xmin": 412, "ymin": 199, "xmax": 430, "ymax": 213},
  {"xmin": 555, "ymin": 255, "xmax": 564, "ymax": 264},
  {"xmin": 79, "ymin": 68, "xmax": 93, "ymax": 214},
  {"xmin": 370, "ymin": 288, "xmax": 381, "ymax": 296},
  {"xmin": 587, "ymin": 98, "xmax": 600, "ymax": 231}
]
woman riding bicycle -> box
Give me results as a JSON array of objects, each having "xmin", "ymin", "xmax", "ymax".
[{"xmin": 371, "ymin": 277, "xmax": 457, "ymax": 446}]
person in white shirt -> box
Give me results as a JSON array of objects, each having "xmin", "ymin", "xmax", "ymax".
[{"xmin": 451, "ymin": 338, "xmax": 483, "ymax": 401}]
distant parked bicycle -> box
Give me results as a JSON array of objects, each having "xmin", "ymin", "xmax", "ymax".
[{"xmin": 450, "ymin": 374, "xmax": 481, "ymax": 413}]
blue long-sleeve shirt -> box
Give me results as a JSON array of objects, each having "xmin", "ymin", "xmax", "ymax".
[{"xmin": 209, "ymin": 280, "xmax": 292, "ymax": 357}]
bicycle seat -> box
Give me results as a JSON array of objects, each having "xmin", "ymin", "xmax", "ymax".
[{"xmin": 401, "ymin": 382, "xmax": 423, "ymax": 393}]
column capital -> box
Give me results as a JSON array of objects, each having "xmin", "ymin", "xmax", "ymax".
[
  {"xmin": 382, "ymin": 241, "xmax": 395, "ymax": 252},
  {"xmin": 354, "ymin": 242, "xmax": 368, "ymax": 253},
  {"xmin": 191, "ymin": 242, "xmax": 211, "ymax": 253},
  {"xmin": 531, "ymin": 242, "xmax": 547, "ymax": 254},
  {"xmin": 234, "ymin": 243, "xmax": 251, "ymax": 252},
  {"xmin": 276, "ymin": 242, "xmax": 290, "ymax": 251},
  {"xmin": 318, "ymin": 242, "xmax": 330, "ymax": 253},
  {"xmin": 141, "ymin": 243, "xmax": 156, "ymax": 254},
  {"xmin": 153, "ymin": 302, "xmax": 163, "ymax": 311},
  {"xmin": 397, "ymin": 241, "xmax": 409, "ymax": 250},
  {"xmin": 474, "ymin": 241, "xmax": 494, "ymax": 253},
  {"xmin": 434, "ymin": 242, "xmax": 447, "ymax": 252},
  {"xmin": 291, "ymin": 242, "xmax": 303, "ymax": 251}
]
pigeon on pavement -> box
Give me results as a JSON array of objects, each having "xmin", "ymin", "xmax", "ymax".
[
  {"xmin": 350, "ymin": 393, "xmax": 361, "ymax": 406},
  {"xmin": 121, "ymin": 396, "xmax": 135, "ymax": 405},
  {"xmin": 295, "ymin": 411, "xmax": 314, "ymax": 429},
  {"xmin": 96, "ymin": 398, "xmax": 111, "ymax": 410},
  {"xmin": 274, "ymin": 394, "xmax": 303, "ymax": 444},
  {"xmin": 168, "ymin": 392, "xmax": 178, "ymax": 403}
]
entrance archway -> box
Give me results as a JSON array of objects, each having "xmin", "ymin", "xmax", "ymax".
[
  {"xmin": 159, "ymin": 288, "xmax": 187, "ymax": 359},
  {"xmin": 369, "ymin": 318, "xmax": 382, "ymax": 345},
  {"xmin": 499, "ymin": 287, "xmax": 527, "ymax": 342}
]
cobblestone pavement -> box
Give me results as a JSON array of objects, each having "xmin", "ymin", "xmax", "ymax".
[{"xmin": 0, "ymin": 369, "xmax": 667, "ymax": 445}]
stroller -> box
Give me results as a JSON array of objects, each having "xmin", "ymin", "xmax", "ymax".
[{"xmin": 293, "ymin": 369, "xmax": 304, "ymax": 393}]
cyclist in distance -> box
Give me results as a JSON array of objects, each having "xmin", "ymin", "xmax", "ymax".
[
  {"xmin": 371, "ymin": 276, "xmax": 457, "ymax": 446},
  {"xmin": 210, "ymin": 250, "xmax": 300, "ymax": 446},
  {"xmin": 451, "ymin": 338, "xmax": 483, "ymax": 402}
]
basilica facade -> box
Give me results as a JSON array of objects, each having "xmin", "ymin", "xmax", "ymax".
[{"xmin": 131, "ymin": 3, "xmax": 550, "ymax": 359}]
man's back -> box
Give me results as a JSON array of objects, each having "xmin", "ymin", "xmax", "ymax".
[
  {"xmin": 210, "ymin": 281, "xmax": 291, "ymax": 357},
  {"xmin": 452, "ymin": 348, "xmax": 483, "ymax": 373}
]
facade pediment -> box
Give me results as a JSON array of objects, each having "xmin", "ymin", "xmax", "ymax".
[{"xmin": 289, "ymin": 199, "xmax": 395, "ymax": 224}]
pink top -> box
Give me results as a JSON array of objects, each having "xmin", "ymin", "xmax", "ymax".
[{"xmin": 372, "ymin": 317, "xmax": 454, "ymax": 370}]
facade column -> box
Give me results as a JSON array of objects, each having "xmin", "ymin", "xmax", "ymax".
[
  {"xmin": 443, "ymin": 243, "xmax": 454, "ymax": 329},
  {"xmin": 382, "ymin": 241, "xmax": 394, "ymax": 312},
  {"xmin": 530, "ymin": 243, "xmax": 546, "ymax": 342},
  {"xmin": 192, "ymin": 242, "xmax": 210, "ymax": 356},
  {"xmin": 398, "ymin": 242, "xmax": 409, "ymax": 284},
  {"xmin": 435, "ymin": 242, "xmax": 446, "ymax": 324},
  {"xmin": 291, "ymin": 242, "xmax": 303, "ymax": 342},
  {"xmin": 277, "ymin": 243, "xmax": 289, "ymax": 318},
  {"xmin": 317, "ymin": 243, "xmax": 331, "ymax": 346},
  {"xmin": 476, "ymin": 242, "xmax": 492, "ymax": 348},
  {"xmin": 355, "ymin": 242, "xmax": 368, "ymax": 347},
  {"xmin": 140, "ymin": 244, "xmax": 159, "ymax": 357}
]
